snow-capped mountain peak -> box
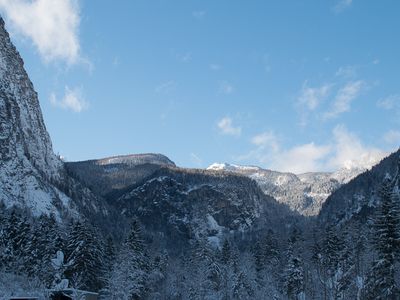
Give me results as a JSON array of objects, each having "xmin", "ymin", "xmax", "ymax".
[
  {"xmin": 207, "ymin": 162, "xmax": 261, "ymax": 172},
  {"xmin": 96, "ymin": 153, "xmax": 175, "ymax": 167},
  {"xmin": 206, "ymin": 160, "xmax": 383, "ymax": 216}
]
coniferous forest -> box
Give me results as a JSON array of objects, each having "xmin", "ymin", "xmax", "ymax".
[{"xmin": 1, "ymin": 161, "xmax": 400, "ymax": 299}]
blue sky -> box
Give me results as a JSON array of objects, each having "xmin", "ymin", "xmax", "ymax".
[{"xmin": 1, "ymin": 0, "xmax": 400, "ymax": 173}]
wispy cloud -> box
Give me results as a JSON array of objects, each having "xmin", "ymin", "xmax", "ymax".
[
  {"xmin": 333, "ymin": 0, "xmax": 353, "ymax": 13},
  {"xmin": 323, "ymin": 80, "xmax": 365, "ymax": 119},
  {"xmin": 50, "ymin": 86, "xmax": 88, "ymax": 112},
  {"xmin": 155, "ymin": 81, "xmax": 176, "ymax": 94},
  {"xmin": 217, "ymin": 117, "xmax": 241, "ymax": 137},
  {"xmin": 377, "ymin": 94, "xmax": 400, "ymax": 110},
  {"xmin": 335, "ymin": 65, "xmax": 357, "ymax": 78},
  {"xmin": 298, "ymin": 82, "xmax": 331, "ymax": 111},
  {"xmin": 297, "ymin": 82, "xmax": 331, "ymax": 126},
  {"xmin": 251, "ymin": 130, "xmax": 280, "ymax": 152},
  {"xmin": 327, "ymin": 125, "xmax": 385, "ymax": 170},
  {"xmin": 0, "ymin": 0, "xmax": 82, "ymax": 65},
  {"xmin": 219, "ymin": 81, "xmax": 235, "ymax": 94},
  {"xmin": 239, "ymin": 125, "xmax": 386, "ymax": 173}
]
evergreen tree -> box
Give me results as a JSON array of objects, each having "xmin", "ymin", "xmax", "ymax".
[
  {"xmin": 364, "ymin": 174, "xmax": 400, "ymax": 299},
  {"xmin": 220, "ymin": 239, "xmax": 233, "ymax": 300},
  {"xmin": 1, "ymin": 211, "xmax": 31, "ymax": 273},
  {"xmin": 103, "ymin": 235, "xmax": 116, "ymax": 274},
  {"xmin": 33, "ymin": 214, "xmax": 66, "ymax": 285},
  {"xmin": 264, "ymin": 229, "xmax": 279, "ymax": 262},
  {"xmin": 189, "ymin": 239, "xmax": 222, "ymax": 298},
  {"xmin": 253, "ymin": 240, "xmax": 264, "ymax": 274},
  {"xmin": 221, "ymin": 239, "xmax": 232, "ymax": 265},
  {"xmin": 103, "ymin": 219, "xmax": 149, "ymax": 300},
  {"xmin": 334, "ymin": 231, "xmax": 355, "ymax": 300},
  {"xmin": 232, "ymin": 270, "xmax": 254, "ymax": 300},
  {"xmin": 284, "ymin": 239, "xmax": 305, "ymax": 300},
  {"xmin": 66, "ymin": 221, "xmax": 105, "ymax": 291},
  {"xmin": 323, "ymin": 225, "xmax": 344, "ymax": 277}
]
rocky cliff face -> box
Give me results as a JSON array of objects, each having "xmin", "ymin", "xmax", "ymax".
[
  {"xmin": 0, "ymin": 17, "xmax": 71, "ymax": 216},
  {"xmin": 0, "ymin": 17, "xmax": 109, "ymax": 222},
  {"xmin": 0, "ymin": 18, "xmax": 61, "ymax": 178}
]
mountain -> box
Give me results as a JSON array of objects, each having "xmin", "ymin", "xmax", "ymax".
[
  {"xmin": 95, "ymin": 153, "xmax": 175, "ymax": 167},
  {"xmin": 67, "ymin": 156, "xmax": 300, "ymax": 249},
  {"xmin": 207, "ymin": 162, "xmax": 373, "ymax": 216},
  {"xmin": 66, "ymin": 153, "xmax": 175, "ymax": 197},
  {"xmin": 107, "ymin": 166, "xmax": 300, "ymax": 253},
  {"xmin": 319, "ymin": 148, "xmax": 400, "ymax": 226},
  {"xmin": 0, "ymin": 17, "xmax": 111, "ymax": 224}
]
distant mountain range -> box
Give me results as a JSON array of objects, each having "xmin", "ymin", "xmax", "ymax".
[{"xmin": 206, "ymin": 162, "xmax": 374, "ymax": 215}]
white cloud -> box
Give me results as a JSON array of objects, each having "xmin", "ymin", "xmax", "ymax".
[
  {"xmin": 155, "ymin": 81, "xmax": 176, "ymax": 94},
  {"xmin": 297, "ymin": 82, "xmax": 331, "ymax": 126},
  {"xmin": 50, "ymin": 86, "xmax": 88, "ymax": 112},
  {"xmin": 217, "ymin": 117, "xmax": 241, "ymax": 137},
  {"xmin": 324, "ymin": 80, "xmax": 364, "ymax": 119},
  {"xmin": 273, "ymin": 143, "xmax": 332, "ymax": 174},
  {"xmin": 251, "ymin": 131, "xmax": 280, "ymax": 152},
  {"xmin": 239, "ymin": 125, "xmax": 387, "ymax": 173},
  {"xmin": 333, "ymin": 0, "xmax": 353, "ymax": 12},
  {"xmin": 377, "ymin": 94, "xmax": 400, "ymax": 110},
  {"xmin": 327, "ymin": 125, "xmax": 385, "ymax": 170},
  {"xmin": 219, "ymin": 81, "xmax": 235, "ymax": 94},
  {"xmin": 298, "ymin": 82, "xmax": 331, "ymax": 111},
  {"xmin": 0, "ymin": 0, "xmax": 81, "ymax": 64},
  {"xmin": 383, "ymin": 130, "xmax": 400, "ymax": 145}
]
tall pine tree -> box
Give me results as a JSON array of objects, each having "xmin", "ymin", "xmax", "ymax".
[{"xmin": 365, "ymin": 173, "xmax": 400, "ymax": 299}]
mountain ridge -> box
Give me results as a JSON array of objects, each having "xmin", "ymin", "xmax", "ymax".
[{"xmin": 206, "ymin": 161, "xmax": 378, "ymax": 215}]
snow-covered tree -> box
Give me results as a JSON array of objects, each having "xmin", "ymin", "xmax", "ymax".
[
  {"xmin": 364, "ymin": 174, "xmax": 400, "ymax": 299},
  {"xmin": 66, "ymin": 221, "xmax": 105, "ymax": 291},
  {"xmin": 103, "ymin": 219, "xmax": 149, "ymax": 299},
  {"xmin": 284, "ymin": 237, "xmax": 305, "ymax": 300}
]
